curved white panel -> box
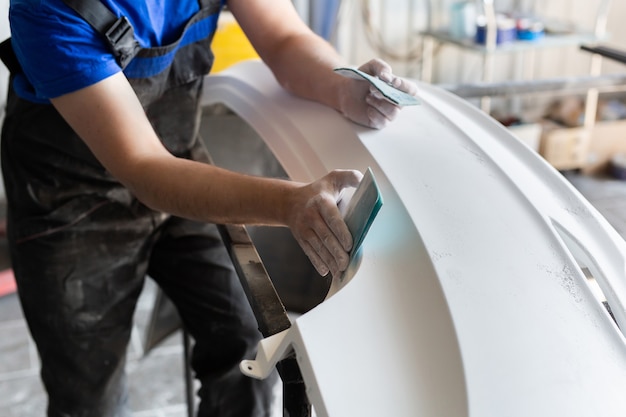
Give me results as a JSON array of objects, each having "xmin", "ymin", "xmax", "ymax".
[{"xmin": 201, "ymin": 60, "xmax": 626, "ymax": 417}]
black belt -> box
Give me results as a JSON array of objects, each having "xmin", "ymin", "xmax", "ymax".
[{"xmin": 0, "ymin": 38, "xmax": 21, "ymax": 74}]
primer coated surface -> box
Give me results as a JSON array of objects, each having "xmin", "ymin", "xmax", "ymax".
[{"xmin": 202, "ymin": 61, "xmax": 626, "ymax": 417}]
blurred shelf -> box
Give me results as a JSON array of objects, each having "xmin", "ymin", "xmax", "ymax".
[{"xmin": 421, "ymin": 29, "xmax": 604, "ymax": 55}]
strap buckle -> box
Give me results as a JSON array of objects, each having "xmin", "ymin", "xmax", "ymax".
[{"xmin": 105, "ymin": 16, "xmax": 140, "ymax": 68}]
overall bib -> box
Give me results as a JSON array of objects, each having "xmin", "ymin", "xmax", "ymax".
[{"xmin": 0, "ymin": 1, "xmax": 274, "ymax": 416}]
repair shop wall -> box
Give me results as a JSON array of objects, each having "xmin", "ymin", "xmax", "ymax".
[{"xmin": 334, "ymin": 0, "xmax": 429, "ymax": 77}]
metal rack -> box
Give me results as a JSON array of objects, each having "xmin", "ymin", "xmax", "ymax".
[
  {"xmin": 419, "ymin": 0, "xmax": 615, "ymax": 170},
  {"xmin": 420, "ymin": 0, "xmax": 612, "ymax": 116}
]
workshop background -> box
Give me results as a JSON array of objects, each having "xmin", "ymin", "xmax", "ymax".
[{"xmin": 2, "ymin": 1, "xmax": 626, "ymax": 416}]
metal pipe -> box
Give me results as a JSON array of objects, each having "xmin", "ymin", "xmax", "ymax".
[{"xmin": 442, "ymin": 73, "xmax": 626, "ymax": 98}]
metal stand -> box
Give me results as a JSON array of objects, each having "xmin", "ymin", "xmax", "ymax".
[
  {"xmin": 217, "ymin": 223, "xmax": 312, "ymax": 417},
  {"xmin": 182, "ymin": 329, "xmax": 195, "ymax": 417}
]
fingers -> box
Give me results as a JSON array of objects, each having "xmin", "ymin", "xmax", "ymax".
[
  {"xmin": 338, "ymin": 58, "xmax": 418, "ymax": 129},
  {"xmin": 358, "ymin": 58, "xmax": 392, "ymax": 78},
  {"xmin": 297, "ymin": 209, "xmax": 348, "ymax": 277},
  {"xmin": 291, "ymin": 170, "xmax": 364, "ymax": 277},
  {"xmin": 358, "ymin": 58, "xmax": 417, "ymax": 96},
  {"xmin": 360, "ymin": 58, "xmax": 419, "ymax": 97},
  {"xmin": 315, "ymin": 170, "xmax": 364, "ymax": 272},
  {"xmin": 366, "ymin": 87, "xmax": 400, "ymax": 127},
  {"xmin": 354, "ymin": 59, "xmax": 418, "ymax": 128},
  {"xmin": 319, "ymin": 198, "xmax": 352, "ymax": 252},
  {"xmin": 391, "ymin": 76, "xmax": 419, "ymax": 96},
  {"xmin": 364, "ymin": 105, "xmax": 389, "ymax": 129},
  {"xmin": 377, "ymin": 69, "xmax": 419, "ymax": 97},
  {"xmin": 299, "ymin": 232, "xmax": 332, "ymax": 277}
]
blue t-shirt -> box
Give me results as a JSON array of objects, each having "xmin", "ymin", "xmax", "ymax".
[{"xmin": 9, "ymin": 0, "xmax": 206, "ymax": 102}]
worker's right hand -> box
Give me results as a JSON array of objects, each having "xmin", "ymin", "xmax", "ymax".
[
  {"xmin": 337, "ymin": 58, "xmax": 418, "ymax": 129},
  {"xmin": 287, "ymin": 169, "xmax": 363, "ymax": 278}
]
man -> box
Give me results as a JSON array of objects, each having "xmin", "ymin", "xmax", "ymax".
[{"xmin": 1, "ymin": 0, "xmax": 417, "ymax": 416}]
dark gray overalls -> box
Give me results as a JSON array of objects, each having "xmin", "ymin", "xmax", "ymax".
[{"xmin": 0, "ymin": 0, "xmax": 274, "ymax": 416}]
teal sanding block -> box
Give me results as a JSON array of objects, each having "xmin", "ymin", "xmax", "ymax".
[
  {"xmin": 339, "ymin": 167, "xmax": 384, "ymax": 259},
  {"xmin": 334, "ymin": 67, "xmax": 421, "ymax": 106},
  {"xmin": 327, "ymin": 167, "xmax": 383, "ymax": 297}
]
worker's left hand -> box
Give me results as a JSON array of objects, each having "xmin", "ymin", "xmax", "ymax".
[{"xmin": 337, "ymin": 58, "xmax": 418, "ymax": 129}]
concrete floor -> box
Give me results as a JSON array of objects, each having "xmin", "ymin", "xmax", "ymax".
[
  {"xmin": 0, "ymin": 277, "xmax": 191, "ymax": 417},
  {"xmin": 2, "ymin": 109, "xmax": 626, "ymax": 416}
]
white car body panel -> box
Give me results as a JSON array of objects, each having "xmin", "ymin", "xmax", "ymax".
[{"xmin": 201, "ymin": 61, "xmax": 626, "ymax": 417}]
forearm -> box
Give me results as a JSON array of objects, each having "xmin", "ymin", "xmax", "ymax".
[
  {"xmin": 260, "ymin": 32, "xmax": 348, "ymax": 111},
  {"xmin": 127, "ymin": 154, "xmax": 298, "ymax": 226},
  {"xmin": 127, "ymin": 153, "xmax": 362, "ymax": 278}
]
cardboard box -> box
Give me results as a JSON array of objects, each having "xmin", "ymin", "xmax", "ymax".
[
  {"xmin": 584, "ymin": 119, "xmax": 626, "ymax": 174},
  {"xmin": 539, "ymin": 119, "xmax": 626, "ymax": 174},
  {"xmin": 539, "ymin": 122, "xmax": 588, "ymax": 170}
]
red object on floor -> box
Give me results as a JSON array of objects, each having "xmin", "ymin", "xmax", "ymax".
[{"xmin": 0, "ymin": 269, "xmax": 16, "ymax": 297}]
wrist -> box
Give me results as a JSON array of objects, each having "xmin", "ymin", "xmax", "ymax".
[
  {"xmin": 274, "ymin": 179, "xmax": 303, "ymax": 227},
  {"xmin": 320, "ymin": 72, "xmax": 348, "ymax": 114}
]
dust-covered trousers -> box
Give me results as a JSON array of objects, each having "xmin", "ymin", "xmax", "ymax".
[{"xmin": 0, "ymin": 1, "xmax": 274, "ymax": 416}]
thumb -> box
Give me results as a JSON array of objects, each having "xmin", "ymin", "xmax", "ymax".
[{"xmin": 330, "ymin": 169, "xmax": 363, "ymax": 198}]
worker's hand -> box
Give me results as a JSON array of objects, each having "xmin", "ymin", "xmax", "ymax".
[
  {"xmin": 288, "ymin": 169, "xmax": 363, "ymax": 278},
  {"xmin": 338, "ymin": 58, "xmax": 418, "ymax": 129}
]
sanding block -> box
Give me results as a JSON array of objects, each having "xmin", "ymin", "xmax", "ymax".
[{"xmin": 327, "ymin": 167, "xmax": 383, "ymax": 298}]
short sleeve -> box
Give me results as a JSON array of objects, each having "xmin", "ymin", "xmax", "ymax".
[{"xmin": 9, "ymin": 0, "xmax": 122, "ymax": 101}]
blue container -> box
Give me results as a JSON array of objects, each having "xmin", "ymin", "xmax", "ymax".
[
  {"xmin": 516, "ymin": 18, "xmax": 545, "ymax": 41},
  {"xmin": 475, "ymin": 24, "xmax": 516, "ymax": 45},
  {"xmin": 475, "ymin": 15, "xmax": 516, "ymax": 45}
]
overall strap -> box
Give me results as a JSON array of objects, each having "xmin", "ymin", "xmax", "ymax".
[
  {"xmin": 62, "ymin": 0, "xmax": 140, "ymax": 68},
  {"xmin": 198, "ymin": 0, "xmax": 225, "ymax": 10}
]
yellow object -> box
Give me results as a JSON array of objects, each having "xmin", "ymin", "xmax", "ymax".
[{"xmin": 211, "ymin": 12, "xmax": 259, "ymax": 73}]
